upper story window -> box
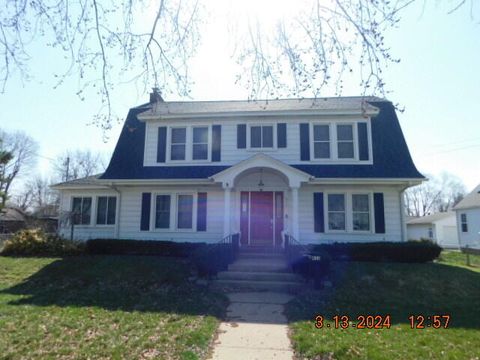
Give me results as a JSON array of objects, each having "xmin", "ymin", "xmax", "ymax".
[
  {"xmin": 461, "ymin": 213, "xmax": 468, "ymax": 232},
  {"xmin": 96, "ymin": 196, "xmax": 116, "ymax": 225},
  {"xmin": 250, "ymin": 125, "xmax": 273, "ymax": 148},
  {"xmin": 313, "ymin": 125, "xmax": 330, "ymax": 159},
  {"xmin": 337, "ymin": 124, "xmax": 354, "ymax": 159},
  {"xmin": 171, "ymin": 128, "xmax": 186, "ymax": 160},
  {"xmin": 72, "ymin": 197, "xmax": 92, "ymax": 225},
  {"xmin": 193, "ymin": 127, "xmax": 208, "ymax": 160}
]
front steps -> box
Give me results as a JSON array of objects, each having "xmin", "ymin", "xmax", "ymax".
[{"xmin": 212, "ymin": 247, "xmax": 306, "ymax": 293}]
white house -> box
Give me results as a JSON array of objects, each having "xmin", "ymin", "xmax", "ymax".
[
  {"xmin": 453, "ymin": 183, "xmax": 480, "ymax": 250},
  {"xmin": 406, "ymin": 212, "xmax": 458, "ymax": 248},
  {"xmin": 52, "ymin": 94, "xmax": 424, "ymax": 247}
]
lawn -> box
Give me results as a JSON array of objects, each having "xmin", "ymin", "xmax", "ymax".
[
  {"xmin": 286, "ymin": 251, "xmax": 480, "ymax": 359},
  {"xmin": 0, "ymin": 255, "xmax": 228, "ymax": 360}
]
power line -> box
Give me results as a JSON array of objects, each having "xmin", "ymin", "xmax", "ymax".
[{"xmin": 418, "ymin": 143, "xmax": 480, "ymax": 158}]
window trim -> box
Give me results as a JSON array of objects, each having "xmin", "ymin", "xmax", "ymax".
[
  {"xmin": 312, "ymin": 123, "xmax": 332, "ymax": 160},
  {"xmin": 165, "ymin": 125, "xmax": 212, "ymax": 163},
  {"xmin": 169, "ymin": 126, "xmax": 187, "ymax": 162},
  {"xmin": 95, "ymin": 196, "xmax": 117, "ymax": 226},
  {"xmin": 149, "ymin": 192, "xmax": 198, "ymax": 232},
  {"xmin": 176, "ymin": 193, "xmax": 196, "ymax": 231},
  {"xmin": 247, "ymin": 123, "xmax": 277, "ymax": 151},
  {"xmin": 460, "ymin": 213, "xmax": 468, "ymax": 233},
  {"xmin": 336, "ymin": 123, "xmax": 356, "ymax": 160},
  {"xmin": 323, "ymin": 191, "xmax": 375, "ymax": 234}
]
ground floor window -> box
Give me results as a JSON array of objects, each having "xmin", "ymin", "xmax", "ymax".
[
  {"xmin": 155, "ymin": 195, "xmax": 171, "ymax": 229},
  {"xmin": 352, "ymin": 194, "xmax": 370, "ymax": 231},
  {"xmin": 96, "ymin": 196, "xmax": 117, "ymax": 225},
  {"xmin": 177, "ymin": 194, "xmax": 193, "ymax": 229},
  {"xmin": 72, "ymin": 197, "xmax": 92, "ymax": 225},
  {"xmin": 461, "ymin": 213, "xmax": 468, "ymax": 232},
  {"xmin": 327, "ymin": 194, "xmax": 346, "ymax": 231}
]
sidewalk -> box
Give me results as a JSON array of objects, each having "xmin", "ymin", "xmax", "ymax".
[{"xmin": 209, "ymin": 292, "xmax": 294, "ymax": 360}]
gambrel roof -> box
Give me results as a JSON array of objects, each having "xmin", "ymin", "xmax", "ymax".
[{"xmin": 99, "ymin": 99, "xmax": 424, "ymax": 181}]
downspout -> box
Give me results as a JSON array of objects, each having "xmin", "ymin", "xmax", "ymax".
[{"xmin": 399, "ymin": 183, "xmax": 413, "ymax": 242}]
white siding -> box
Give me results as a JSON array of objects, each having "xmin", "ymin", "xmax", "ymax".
[
  {"xmin": 456, "ymin": 208, "xmax": 480, "ymax": 249},
  {"xmin": 143, "ymin": 116, "xmax": 372, "ymax": 167},
  {"xmin": 407, "ymin": 224, "xmax": 431, "ymax": 241}
]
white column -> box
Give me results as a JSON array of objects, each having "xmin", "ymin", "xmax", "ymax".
[
  {"xmin": 291, "ymin": 186, "xmax": 300, "ymax": 240},
  {"xmin": 223, "ymin": 185, "xmax": 232, "ymax": 237}
]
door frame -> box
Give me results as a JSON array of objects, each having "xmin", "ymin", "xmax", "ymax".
[{"xmin": 240, "ymin": 190, "xmax": 284, "ymax": 247}]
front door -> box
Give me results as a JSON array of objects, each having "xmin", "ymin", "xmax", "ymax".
[{"xmin": 250, "ymin": 191, "xmax": 274, "ymax": 245}]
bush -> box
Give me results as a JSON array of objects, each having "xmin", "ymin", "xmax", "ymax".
[
  {"xmin": 290, "ymin": 251, "xmax": 332, "ymax": 288},
  {"xmin": 192, "ymin": 243, "xmax": 236, "ymax": 278},
  {"xmin": 86, "ymin": 239, "xmax": 205, "ymax": 257},
  {"xmin": 309, "ymin": 240, "xmax": 441, "ymax": 263},
  {"xmin": 1, "ymin": 229, "xmax": 84, "ymax": 256}
]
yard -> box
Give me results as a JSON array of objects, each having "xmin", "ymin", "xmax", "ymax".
[
  {"xmin": 286, "ymin": 250, "xmax": 480, "ymax": 359},
  {"xmin": 0, "ymin": 255, "xmax": 227, "ymax": 359}
]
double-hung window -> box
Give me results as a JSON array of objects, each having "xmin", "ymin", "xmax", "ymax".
[
  {"xmin": 170, "ymin": 128, "xmax": 186, "ymax": 160},
  {"xmin": 352, "ymin": 194, "xmax": 370, "ymax": 231},
  {"xmin": 337, "ymin": 124, "xmax": 354, "ymax": 159},
  {"xmin": 313, "ymin": 124, "xmax": 330, "ymax": 159},
  {"xmin": 327, "ymin": 194, "xmax": 346, "ymax": 231},
  {"xmin": 177, "ymin": 194, "xmax": 194, "ymax": 229},
  {"xmin": 155, "ymin": 195, "xmax": 171, "ymax": 229},
  {"xmin": 96, "ymin": 196, "xmax": 116, "ymax": 225},
  {"xmin": 72, "ymin": 197, "xmax": 92, "ymax": 225},
  {"xmin": 192, "ymin": 127, "xmax": 209, "ymax": 160},
  {"xmin": 250, "ymin": 125, "xmax": 273, "ymax": 148},
  {"xmin": 461, "ymin": 213, "xmax": 468, "ymax": 232}
]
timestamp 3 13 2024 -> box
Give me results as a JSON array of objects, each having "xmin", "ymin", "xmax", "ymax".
[{"xmin": 314, "ymin": 314, "xmax": 451, "ymax": 329}]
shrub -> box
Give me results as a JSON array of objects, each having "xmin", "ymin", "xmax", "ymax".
[
  {"xmin": 309, "ymin": 240, "xmax": 441, "ymax": 263},
  {"xmin": 192, "ymin": 243, "xmax": 236, "ymax": 278},
  {"xmin": 290, "ymin": 251, "xmax": 332, "ymax": 288},
  {"xmin": 86, "ymin": 239, "xmax": 205, "ymax": 257},
  {"xmin": 1, "ymin": 229, "xmax": 84, "ymax": 256}
]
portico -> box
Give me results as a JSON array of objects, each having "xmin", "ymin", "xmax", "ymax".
[{"xmin": 211, "ymin": 154, "xmax": 311, "ymax": 246}]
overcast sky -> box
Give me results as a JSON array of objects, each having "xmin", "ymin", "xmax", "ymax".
[{"xmin": 1, "ymin": 0, "xmax": 479, "ymax": 191}]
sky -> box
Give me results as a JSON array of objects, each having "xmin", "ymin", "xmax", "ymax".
[{"xmin": 1, "ymin": 0, "xmax": 479, "ymax": 193}]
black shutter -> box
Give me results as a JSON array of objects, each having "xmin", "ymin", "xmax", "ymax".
[
  {"xmin": 157, "ymin": 127, "xmax": 167, "ymax": 163},
  {"xmin": 358, "ymin": 122, "xmax": 369, "ymax": 161},
  {"xmin": 313, "ymin": 192, "xmax": 325, "ymax": 233},
  {"xmin": 140, "ymin": 193, "xmax": 151, "ymax": 231},
  {"xmin": 197, "ymin": 192, "xmax": 207, "ymax": 231},
  {"xmin": 374, "ymin": 193, "xmax": 385, "ymax": 234},
  {"xmin": 212, "ymin": 125, "xmax": 221, "ymax": 162},
  {"xmin": 277, "ymin": 123, "xmax": 287, "ymax": 148},
  {"xmin": 300, "ymin": 123, "xmax": 310, "ymax": 161},
  {"xmin": 237, "ymin": 124, "xmax": 246, "ymax": 149}
]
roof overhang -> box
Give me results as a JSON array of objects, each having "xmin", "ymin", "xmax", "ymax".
[{"xmin": 210, "ymin": 153, "xmax": 312, "ymax": 188}]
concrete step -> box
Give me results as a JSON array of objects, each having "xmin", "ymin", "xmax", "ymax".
[
  {"xmin": 211, "ymin": 279, "xmax": 305, "ymax": 293},
  {"xmin": 228, "ymin": 259, "xmax": 289, "ymax": 273},
  {"xmin": 239, "ymin": 246, "xmax": 284, "ymax": 254},
  {"xmin": 238, "ymin": 252, "xmax": 286, "ymax": 260},
  {"xmin": 217, "ymin": 271, "xmax": 303, "ymax": 282}
]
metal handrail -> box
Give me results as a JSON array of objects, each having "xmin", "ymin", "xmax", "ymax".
[{"xmin": 284, "ymin": 233, "xmax": 309, "ymax": 255}]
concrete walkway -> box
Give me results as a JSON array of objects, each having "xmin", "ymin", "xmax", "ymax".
[{"xmin": 209, "ymin": 292, "xmax": 294, "ymax": 360}]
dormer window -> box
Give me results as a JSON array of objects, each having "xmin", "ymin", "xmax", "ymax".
[
  {"xmin": 250, "ymin": 125, "xmax": 274, "ymax": 148},
  {"xmin": 170, "ymin": 128, "xmax": 187, "ymax": 160},
  {"xmin": 193, "ymin": 127, "xmax": 209, "ymax": 160},
  {"xmin": 337, "ymin": 124, "xmax": 354, "ymax": 159},
  {"xmin": 313, "ymin": 125, "xmax": 330, "ymax": 159}
]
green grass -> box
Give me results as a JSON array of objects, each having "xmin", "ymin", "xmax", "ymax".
[
  {"xmin": 437, "ymin": 250, "xmax": 480, "ymax": 271},
  {"xmin": 286, "ymin": 252, "xmax": 480, "ymax": 359},
  {"xmin": 0, "ymin": 256, "xmax": 228, "ymax": 359}
]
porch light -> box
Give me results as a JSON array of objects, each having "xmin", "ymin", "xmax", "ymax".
[{"xmin": 258, "ymin": 168, "xmax": 265, "ymax": 190}]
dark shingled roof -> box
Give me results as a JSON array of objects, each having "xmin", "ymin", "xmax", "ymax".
[{"xmin": 101, "ymin": 100, "xmax": 424, "ymax": 180}]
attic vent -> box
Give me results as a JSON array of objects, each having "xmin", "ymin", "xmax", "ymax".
[{"xmin": 149, "ymin": 87, "xmax": 164, "ymax": 103}]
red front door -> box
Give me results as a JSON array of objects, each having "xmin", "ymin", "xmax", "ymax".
[{"xmin": 250, "ymin": 191, "xmax": 274, "ymax": 245}]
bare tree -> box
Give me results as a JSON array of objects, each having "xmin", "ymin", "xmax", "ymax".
[
  {"xmin": 0, "ymin": 129, "xmax": 38, "ymax": 207},
  {"xmin": 0, "ymin": 1, "xmax": 476, "ymax": 130},
  {"xmin": 404, "ymin": 172, "xmax": 467, "ymax": 216},
  {"xmin": 54, "ymin": 150, "xmax": 106, "ymax": 182}
]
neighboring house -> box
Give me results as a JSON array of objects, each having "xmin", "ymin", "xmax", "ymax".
[
  {"xmin": 52, "ymin": 94, "xmax": 424, "ymax": 246},
  {"xmin": 0, "ymin": 207, "xmax": 27, "ymax": 234},
  {"xmin": 453, "ymin": 183, "xmax": 480, "ymax": 249},
  {"xmin": 406, "ymin": 212, "xmax": 458, "ymax": 248}
]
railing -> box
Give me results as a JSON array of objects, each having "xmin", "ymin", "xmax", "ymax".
[
  {"xmin": 284, "ymin": 233, "xmax": 310, "ymax": 264},
  {"xmin": 194, "ymin": 233, "xmax": 240, "ymax": 277}
]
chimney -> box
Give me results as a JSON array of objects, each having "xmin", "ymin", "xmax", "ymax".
[{"xmin": 150, "ymin": 87, "xmax": 164, "ymax": 103}]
